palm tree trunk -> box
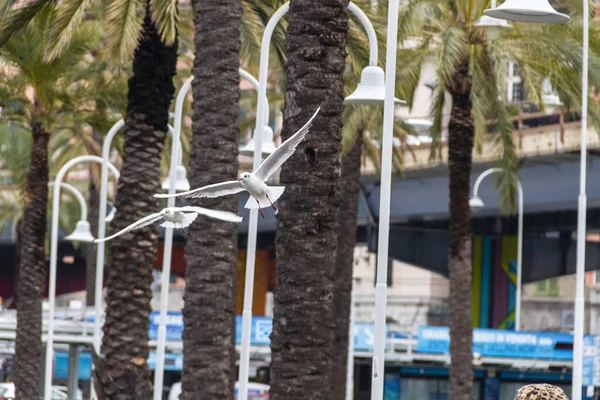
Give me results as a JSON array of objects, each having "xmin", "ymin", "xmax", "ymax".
[
  {"xmin": 447, "ymin": 88, "xmax": 474, "ymax": 400},
  {"xmin": 270, "ymin": 0, "xmax": 349, "ymax": 398},
  {"xmin": 331, "ymin": 131, "xmax": 363, "ymax": 400},
  {"xmin": 99, "ymin": 5, "xmax": 177, "ymax": 398},
  {"xmin": 180, "ymin": 0, "xmax": 241, "ymax": 398},
  {"xmin": 85, "ymin": 176, "xmax": 99, "ymax": 307},
  {"xmin": 14, "ymin": 120, "xmax": 49, "ymax": 400}
]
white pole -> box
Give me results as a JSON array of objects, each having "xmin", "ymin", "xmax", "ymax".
[
  {"xmin": 45, "ymin": 155, "xmax": 118, "ymax": 400},
  {"xmin": 346, "ymin": 275, "xmax": 357, "ymax": 400},
  {"xmin": 371, "ymin": 0, "xmax": 399, "ymax": 398},
  {"xmin": 572, "ymin": 0, "xmax": 589, "ymax": 396},
  {"xmin": 94, "ymin": 119, "xmax": 125, "ymax": 352},
  {"xmin": 153, "ymin": 78, "xmax": 192, "ymax": 400},
  {"xmin": 516, "ymin": 182, "xmax": 523, "ymax": 331},
  {"xmin": 237, "ymin": 6, "xmax": 288, "ymax": 399},
  {"xmin": 471, "ymin": 168, "xmax": 523, "ymax": 331},
  {"xmin": 90, "ymin": 119, "xmax": 124, "ymax": 400}
]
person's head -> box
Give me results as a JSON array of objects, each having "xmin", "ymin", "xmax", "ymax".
[{"xmin": 514, "ymin": 384, "xmax": 569, "ymax": 400}]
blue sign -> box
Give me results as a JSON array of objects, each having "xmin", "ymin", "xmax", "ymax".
[
  {"xmin": 353, "ymin": 322, "xmax": 376, "ymax": 351},
  {"xmin": 235, "ymin": 316, "xmax": 273, "ymax": 345},
  {"xmin": 147, "ymin": 352, "xmax": 183, "ymax": 371},
  {"xmin": 149, "ymin": 311, "xmax": 183, "ymax": 341},
  {"xmin": 148, "ymin": 313, "xmax": 380, "ymax": 350},
  {"xmin": 583, "ymin": 334, "xmax": 600, "ymax": 386},
  {"xmin": 417, "ymin": 326, "xmax": 574, "ymax": 360}
]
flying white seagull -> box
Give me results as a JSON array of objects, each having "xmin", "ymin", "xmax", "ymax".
[
  {"xmin": 93, "ymin": 206, "xmax": 242, "ymax": 243},
  {"xmin": 154, "ymin": 107, "xmax": 321, "ymax": 218}
]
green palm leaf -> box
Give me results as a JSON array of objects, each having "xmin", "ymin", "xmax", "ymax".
[
  {"xmin": 0, "ymin": 0, "xmax": 55, "ymax": 47},
  {"xmin": 150, "ymin": 0, "xmax": 178, "ymax": 45},
  {"xmin": 44, "ymin": 0, "xmax": 91, "ymax": 61},
  {"xmin": 106, "ymin": 0, "xmax": 146, "ymax": 63}
]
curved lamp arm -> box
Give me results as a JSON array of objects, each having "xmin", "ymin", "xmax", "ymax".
[
  {"xmin": 239, "ymin": 68, "xmax": 270, "ymax": 124},
  {"xmin": 348, "ymin": 2, "xmax": 378, "ymax": 66},
  {"xmin": 48, "ymin": 182, "xmax": 88, "ymax": 222},
  {"xmin": 45, "ymin": 155, "xmax": 119, "ymax": 400},
  {"xmin": 472, "ymin": 167, "xmax": 503, "ymax": 198}
]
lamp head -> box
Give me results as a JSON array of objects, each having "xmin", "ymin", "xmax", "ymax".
[
  {"xmin": 239, "ymin": 126, "xmax": 277, "ymax": 157},
  {"xmin": 161, "ymin": 165, "xmax": 191, "ymax": 192},
  {"xmin": 474, "ymin": 15, "xmax": 512, "ymax": 40},
  {"xmin": 542, "ymin": 93, "xmax": 563, "ymax": 115},
  {"xmin": 484, "ymin": 0, "xmax": 570, "ymax": 24},
  {"xmin": 345, "ymin": 66, "xmax": 406, "ymax": 106},
  {"xmin": 469, "ymin": 196, "xmax": 485, "ymax": 212},
  {"xmin": 65, "ymin": 220, "xmax": 95, "ymax": 243}
]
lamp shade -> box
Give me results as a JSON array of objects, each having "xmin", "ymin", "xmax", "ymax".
[
  {"xmin": 239, "ymin": 126, "xmax": 277, "ymax": 156},
  {"xmin": 65, "ymin": 220, "xmax": 95, "ymax": 243},
  {"xmin": 475, "ymin": 15, "xmax": 512, "ymax": 40},
  {"xmin": 345, "ymin": 66, "xmax": 406, "ymax": 105},
  {"xmin": 484, "ymin": 0, "xmax": 570, "ymax": 24},
  {"xmin": 469, "ymin": 196, "xmax": 485, "ymax": 211},
  {"xmin": 161, "ymin": 165, "xmax": 191, "ymax": 192},
  {"xmin": 542, "ymin": 93, "xmax": 563, "ymax": 115}
]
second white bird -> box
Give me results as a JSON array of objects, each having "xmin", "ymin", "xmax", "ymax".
[{"xmin": 94, "ymin": 206, "xmax": 242, "ymax": 243}]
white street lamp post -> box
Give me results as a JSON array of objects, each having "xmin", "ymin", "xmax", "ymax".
[
  {"xmin": 483, "ymin": 1, "xmax": 581, "ymax": 397},
  {"xmin": 371, "ymin": 0, "xmax": 404, "ymax": 398},
  {"xmin": 45, "ymin": 155, "xmax": 119, "ymax": 400},
  {"xmin": 153, "ymin": 68, "xmax": 265, "ymax": 400},
  {"xmin": 236, "ymin": 3, "xmax": 400, "ymax": 400},
  {"xmin": 469, "ymin": 168, "xmax": 523, "ymax": 331},
  {"xmin": 346, "ymin": 274, "xmax": 358, "ymax": 400},
  {"xmin": 152, "ymin": 82, "xmax": 191, "ymax": 400},
  {"xmin": 90, "ymin": 118, "xmax": 183, "ymax": 400}
]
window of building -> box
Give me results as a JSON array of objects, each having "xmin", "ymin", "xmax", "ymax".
[
  {"xmin": 535, "ymin": 277, "xmax": 560, "ymax": 297},
  {"xmin": 512, "ymin": 82, "xmax": 526, "ymax": 103}
]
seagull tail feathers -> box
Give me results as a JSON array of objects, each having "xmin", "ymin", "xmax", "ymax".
[
  {"xmin": 245, "ymin": 186, "xmax": 285, "ymax": 209},
  {"xmin": 160, "ymin": 213, "xmax": 198, "ymax": 229}
]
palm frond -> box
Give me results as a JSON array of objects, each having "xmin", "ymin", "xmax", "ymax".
[
  {"xmin": 240, "ymin": 0, "xmax": 264, "ymax": 71},
  {"xmin": 106, "ymin": 0, "xmax": 145, "ymax": 63},
  {"xmin": 44, "ymin": 0, "xmax": 91, "ymax": 61},
  {"xmin": 0, "ymin": 0, "xmax": 54, "ymax": 47},
  {"xmin": 0, "ymin": 123, "xmax": 31, "ymax": 192},
  {"xmin": 150, "ymin": 0, "xmax": 178, "ymax": 45}
]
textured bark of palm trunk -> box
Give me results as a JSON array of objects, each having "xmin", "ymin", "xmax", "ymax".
[
  {"xmin": 99, "ymin": 5, "xmax": 177, "ymax": 399},
  {"xmin": 269, "ymin": 0, "xmax": 349, "ymax": 398},
  {"xmin": 447, "ymin": 90, "xmax": 474, "ymax": 400},
  {"xmin": 331, "ymin": 131, "xmax": 363, "ymax": 400},
  {"xmin": 85, "ymin": 177, "xmax": 99, "ymax": 307},
  {"xmin": 180, "ymin": 0, "xmax": 241, "ymax": 399},
  {"xmin": 14, "ymin": 120, "xmax": 49, "ymax": 400}
]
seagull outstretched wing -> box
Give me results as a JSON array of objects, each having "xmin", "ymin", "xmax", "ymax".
[
  {"xmin": 180, "ymin": 206, "xmax": 243, "ymax": 223},
  {"xmin": 93, "ymin": 211, "xmax": 165, "ymax": 243},
  {"xmin": 254, "ymin": 107, "xmax": 320, "ymax": 181},
  {"xmin": 154, "ymin": 180, "xmax": 244, "ymax": 199}
]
